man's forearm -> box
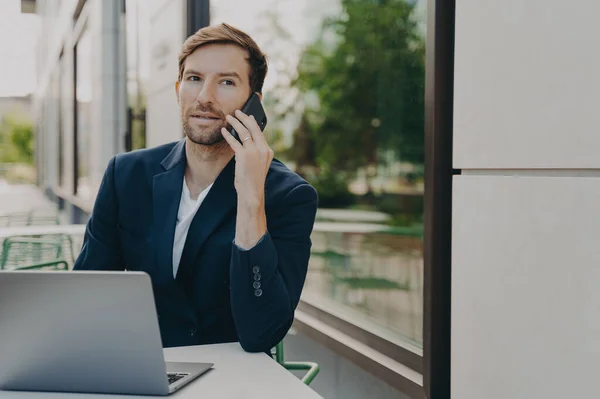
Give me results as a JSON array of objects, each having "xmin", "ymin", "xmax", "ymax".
[
  {"xmin": 234, "ymin": 196, "xmax": 267, "ymax": 250},
  {"xmin": 229, "ymin": 230, "xmax": 294, "ymax": 352}
]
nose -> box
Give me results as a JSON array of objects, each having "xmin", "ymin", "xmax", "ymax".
[{"xmin": 195, "ymin": 81, "xmax": 216, "ymax": 104}]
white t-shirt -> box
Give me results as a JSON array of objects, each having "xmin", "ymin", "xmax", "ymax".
[{"xmin": 172, "ymin": 177, "xmax": 214, "ymax": 278}]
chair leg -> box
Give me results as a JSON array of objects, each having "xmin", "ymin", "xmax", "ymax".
[
  {"xmin": 283, "ymin": 362, "xmax": 320, "ymax": 385},
  {"xmin": 275, "ymin": 341, "xmax": 285, "ymax": 364},
  {"xmin": 274, "ymin": 341, "xmax": 319, "ymax": 385}
]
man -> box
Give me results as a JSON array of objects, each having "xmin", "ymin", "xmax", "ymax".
[{"xmin": 73, "ymin": 23, "xmax": 318, "ymax": 353}]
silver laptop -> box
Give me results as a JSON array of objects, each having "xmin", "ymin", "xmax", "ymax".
[{"xmin": 0, "ymin": 270, "xmax": 213, "ymax": 396}]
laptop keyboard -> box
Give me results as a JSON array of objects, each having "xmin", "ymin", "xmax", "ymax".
[{"xmin": 167, "ymin": 373, "xmax": 189, "ymax": 385}]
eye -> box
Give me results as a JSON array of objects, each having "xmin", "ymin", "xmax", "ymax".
[
  {"xmin": 221, "ymin": 79, "xmax": 235, "ymax": 86},
  {"xmin": 188, "ymin": 76, "xmax": 201, "ymax": 82}
]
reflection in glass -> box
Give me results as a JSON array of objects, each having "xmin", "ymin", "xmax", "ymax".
[{"xmin": 211, "ymin": 0, "xmax": 426, "ymax": 345}]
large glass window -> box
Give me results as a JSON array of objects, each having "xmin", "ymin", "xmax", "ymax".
[
  {"xmin": 210, "ymin": 0, "xmax": 427, "ymax": 346},
  {"xmin": 124, "ymin": 0, "xmax": 151, "ymax": 151},
  {"xmin": 74, "ymin": 27, "xmax": 93, "ymax": 198}
]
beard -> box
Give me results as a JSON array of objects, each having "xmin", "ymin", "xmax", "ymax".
[{"xmin": 181, "ymin": 104, "xmax": 229, "ymax": 146}]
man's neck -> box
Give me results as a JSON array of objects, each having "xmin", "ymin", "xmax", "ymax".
[{"xmin": 184, "ymin": 138, "xmax": 233, "ymax": 200}]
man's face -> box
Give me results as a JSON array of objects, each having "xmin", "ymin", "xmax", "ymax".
[{"xmin": 176, "ymin": 43, "xmax": 252, "ymax": 146}]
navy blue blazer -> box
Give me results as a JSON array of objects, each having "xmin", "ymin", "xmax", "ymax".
[{"xmin": 73, "ymin": 139, "xmax": 318, "ymax": 352}]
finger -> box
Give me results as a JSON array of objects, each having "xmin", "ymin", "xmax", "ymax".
[
  {"xmin": 248, "ymin": 115, "xmax": 268, "ymax": 146},
  {"xmin": 240, "ymin": 114, "xmax": 269, "ymax": 154},
  {"xmin": 221, "ymin": 127, "xmax": 243, "ymax": 152},
  {"xmin": 234, "ymin": 110, "xmax": 264, "ymax": 143},
  {"xmin": 243, "ymin": 114, "xmax": 272, "ymax": 155},
  {"xmin": 266, "ymin": 148, "xmax": 274, "ymax": 173},
  {"xmin": 226, "ymin": 114, "xmax": 253, "ymax": 144}
]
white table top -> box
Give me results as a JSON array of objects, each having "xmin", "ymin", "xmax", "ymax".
[
  {"xmin": 0, "ymin": 343, "xmax": 322, "ymax": 399},
  {"xmin": 0, "ymin": 224, "xmax": 86, "ymax": 238}
]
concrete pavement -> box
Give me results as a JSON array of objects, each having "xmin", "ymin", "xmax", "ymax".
[{"xmin": 0, "ymin": 179, "xmax": 58, "ymax": 216}]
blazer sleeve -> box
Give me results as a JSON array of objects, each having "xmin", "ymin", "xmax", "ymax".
[
  {"xmin": 229, "ymin": 183, "xmax": 318, "ymax": 352},
  {"xmin": 73, "ymin": 156, "xmax": 125, "ymax": 271}
]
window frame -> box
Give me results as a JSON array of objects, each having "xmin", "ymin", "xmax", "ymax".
[
  {"xmin": 187, "ymin": 0, "xmax": 210, "ymax": 36},
  {"xmin": 422, "ymin": 0, "xmax": 454, "ymax": 397}
]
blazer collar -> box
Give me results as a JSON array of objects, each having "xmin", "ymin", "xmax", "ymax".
[{"xmin": 160, "ymin": 139, "xmax": 186, "ymax": 171}]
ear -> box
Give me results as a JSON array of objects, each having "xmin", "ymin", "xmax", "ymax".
[{"xmin": 175, "ymin": 81, "xmax": 180, "ymax": 102}]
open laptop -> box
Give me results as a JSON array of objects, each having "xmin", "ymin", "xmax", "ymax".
[{"xmin": 0, "ymin": 270, "xmax": 213, "ymax": 396}]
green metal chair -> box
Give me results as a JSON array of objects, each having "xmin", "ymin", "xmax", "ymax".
[
  {"xmin": 0, "ymin": 234, "xmax": 74, "ymax": 271},
  {"xmin": 272, "ymin": 341, "xmax": 320, "ymax": 385},
  {"xmin": 0, "ymin": 209, "xmax": 61, "ymax": 227}
]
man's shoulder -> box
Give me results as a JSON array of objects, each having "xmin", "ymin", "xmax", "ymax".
[
  {"xmin": 266, "ymin": 159, "xmax": 317, "ymax": 203},
  {"xmin": 114, "ymin": 141, "xmax": 180, "ymax": 168},
  {"xmin": 107, "ymin": 141, "xmax": 182, "ymax": 186},
  {"xmin": 268, "ymin": 159, "xmax": 308, "ymax": 185}
]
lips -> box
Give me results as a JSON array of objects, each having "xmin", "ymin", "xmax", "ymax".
[{"xmin": 190, "ymin": 113, "xmax": 220, "ymax": 119}]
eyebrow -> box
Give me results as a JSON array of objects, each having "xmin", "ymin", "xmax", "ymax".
[
  {"xmin": 217, "ymin": 72, "xmax": 242, "ymax": 80},
  {"xmin": 184, "ymin": 70, "xmax": 243, "ymax": 80}
]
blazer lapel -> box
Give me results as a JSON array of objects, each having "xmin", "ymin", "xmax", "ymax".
[
  {"xmin": 152, "ymin": 140, "xmax": 186, "ymax": 283},
  {"xmin": 176, "ymin": 157, "xmax": 237, "ymax": 279}
]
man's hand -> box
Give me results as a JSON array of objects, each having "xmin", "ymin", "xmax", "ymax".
[{"xmin": 222, "ymin": 109, "xmax": 274, "ymax": 249}]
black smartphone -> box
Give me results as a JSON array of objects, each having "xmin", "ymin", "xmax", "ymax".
[{"xmin": 230, "ymin": 92, "xmax": 268, "ymax": 143}]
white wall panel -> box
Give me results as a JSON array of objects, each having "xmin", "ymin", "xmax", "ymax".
[
  {"xmin": 453, "ymin": 0, "xmax": 600, "ymax": 169},
  {"xmin": 452, "ymin": 175, "xmax": 600, "ymax": 398}
]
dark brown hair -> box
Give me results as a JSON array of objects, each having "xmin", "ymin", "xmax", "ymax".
[{"xmin": 178, "ymin": 23, "xmax": 268, "ymax": 94}]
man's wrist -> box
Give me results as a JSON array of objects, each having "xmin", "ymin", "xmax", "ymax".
[
  {"xmin": 233, "ymin": 232, "xmax": 268, "ymax": 252},
  {"xmin": 237, "ymin": 193, "xmax": 264, "ymax": 212},
  {"xmin": 235, "ymin": 195, "xmax": 267, "ymax": 250}
]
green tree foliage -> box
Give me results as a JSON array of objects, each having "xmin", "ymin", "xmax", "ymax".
[
  {"xmin": 0, "ymin": 115, "xmax": 35, "ymax": 164},
  {"xmin": 293, "ymin": 0, "xmax": 425, "ymax": 176}
]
